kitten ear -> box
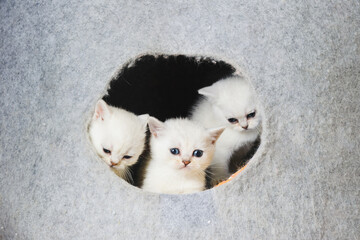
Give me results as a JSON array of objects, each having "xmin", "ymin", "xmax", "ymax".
[
  {"xmin": 148, "ymin": 117, "xmax": 165, "ymax": 138},
  {"xmin": 94, "ymin": 99, "xmax": 110, "ymax": 121},
  {"xmin": 198, "ymin": 85, "xmax": 217, "ymax": 99},
  {"xmin": 138, "ymin": 114, "xmax": 149, "ymax": 131},
  {"xmin": 208, "ymin": 127, "xmax": 225, "ymax": 144}
]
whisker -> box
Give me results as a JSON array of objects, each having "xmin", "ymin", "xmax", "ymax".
[{"xmin": 124, "ymin": 166, "xmax": 134, "ymax": 184}]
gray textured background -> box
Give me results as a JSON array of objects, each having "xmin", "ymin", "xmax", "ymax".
[{"xmin": 1, "ymin": 1, "xmax": 359, "ymax": 239}]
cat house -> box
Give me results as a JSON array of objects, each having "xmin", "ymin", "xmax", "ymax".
[{"xmin": 0, "ymin": 1, "xmax": 358, "ymax": 239}]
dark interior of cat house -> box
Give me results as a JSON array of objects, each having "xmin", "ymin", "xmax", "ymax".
[{"xmin": 101, "ymin": 54, "xmax": 261, "ymax": 189}]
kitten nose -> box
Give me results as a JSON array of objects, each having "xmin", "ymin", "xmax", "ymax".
[
  {"xmin": 182, "ymin": 160, "xmax": 191, "ymax": 166},
  {"xmin": 242, "ymin": 125, "xmax": 248, "ymax": 130},
  {"xmin": 110, "ymin": 161, "xmax": 118, "ymax": 167}
]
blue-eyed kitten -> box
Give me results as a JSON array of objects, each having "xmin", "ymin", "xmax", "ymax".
[
  {"xmin": 191, "ymin": 76, "xmax": 262, "ymax": 183},
  {"xmin": 142, "ymin": 117, "xmax": 224, "ymax": 194},
  {"xmin": 88, "ymin": 99, "xmax": 148, "ymax": 182}
]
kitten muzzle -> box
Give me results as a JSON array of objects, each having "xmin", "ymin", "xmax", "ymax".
[{"xmin": 239, "ymin": 119, "xmax": 248, "ymax": 130}]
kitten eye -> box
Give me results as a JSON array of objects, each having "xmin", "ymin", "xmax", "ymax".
[
  {"xmin": 227, "ymin": 118, "xmax": 238, "ymax": 124},
  {"xmin": 103, "ymin": 148, "xmax": 111, "ymax": 154},
  {"xmin": 193, "ymin": 150, "xmax": 203, "ymax": 158},
  {"xmin": 123, "ymin": 155, "xmax": 132, "ymax": 159},
  {"xmin": 246, "ymin": 111, "xmax": 256, "ymax": 119},
  {"xmin": 170, "ymin": 148, "xmax": 180, "ymax": 155}
]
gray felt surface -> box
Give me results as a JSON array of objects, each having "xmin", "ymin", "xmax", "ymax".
[{"xmin": 1, "ymin": 1, "xmax": 359, "ymax": 239}]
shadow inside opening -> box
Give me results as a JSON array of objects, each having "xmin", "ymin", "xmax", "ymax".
[{"xmin": 90, "ymin": 54, "xmax": 261, "ymax": 192}]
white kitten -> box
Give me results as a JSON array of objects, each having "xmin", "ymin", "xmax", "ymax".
[
  {"xmin": 142, "ymin": 117, "xmax": 224, "ymax": 194},
  {"xmin": 88, "ymin": 99, "xmax": 149, "ymax": 181},
  {"xmin": 191, "ymin": 76, "xmax": 262, "ymax": 183}
]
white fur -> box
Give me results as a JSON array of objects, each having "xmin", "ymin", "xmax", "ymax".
[
  {"xmin": 142, "ymin": 117, "xmax": 224, "ymax": 194},
  {"xmin": 88, "ymin": 100, "xmax": 148, "ymax": 181},
  {"xmin": 191, "ymin": 76, "xmax": 262, "ymax": 182}
]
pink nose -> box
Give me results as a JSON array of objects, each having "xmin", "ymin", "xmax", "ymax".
[
  {"xmin": 182, "ymin": 160, "xmax": 191, "ymax": 166},
  {"xmin": 242, "ymin": 125, "xmax": 248, "ymax": 130},
  {"xmin": 110, "ymin": 161, "xmax": 117, "ymax": 167}
]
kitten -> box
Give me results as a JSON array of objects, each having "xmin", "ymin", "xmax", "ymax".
[
  {"xmin": 88, "ymin": 99, "xmax": 149, "ymax": 182},
  {"xmin": 191, "ymin": 76, "xmax": 262, "ymax": 184},
  {"xmin": 142, "ymin": 117, "xmax": 224, "ymax": 194}
]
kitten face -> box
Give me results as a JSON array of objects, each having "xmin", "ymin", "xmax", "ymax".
[
  {"xmin": 199, "ymin": 76, "xmax": 262, "ymax": 133},
  {"xmin": 88, "ymin": 100, "xmax": 148, "ymax": 171},
  {"xmin": 148, "ymin": 117, "xmax": 224, "ymax": 174}
]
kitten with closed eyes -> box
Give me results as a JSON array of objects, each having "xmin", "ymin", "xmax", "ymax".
[
  {"xmin": 88, "ymin": 99, "xmax": 149, "ymax": 182},
  {"xmin": 191, "ymin": 76, "xmax": 262, "ymax": 184},
  {"xmin": 142, "ymin": 117, "xmax": 224, "ymax": 194}
]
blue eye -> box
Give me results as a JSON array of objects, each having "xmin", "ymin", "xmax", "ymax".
[
  {"xmin": 227, "ymin": 118, "xmax": 238, "ymax": 124},
  {"xmin": 246, "ymin": 111, "xmax": 256, "ymax": 119},
  {"xmin": 193, "ymin": 150, "xmax": 203, "ymax": 157},
  {"xmin": 103, "ymin": 148, "xmax": 111, "ymax": 154},
  {"xmin": 123, "ymin": 155, "xmax": 132, "ymax": 159},
  {"xmin": 170, "ymin": 148, "xmax": 180, "ymax": 155}
]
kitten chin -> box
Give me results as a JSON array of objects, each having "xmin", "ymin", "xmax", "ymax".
[
  {"xmin": 88, "ymin": 99, "xmax": 149, "ymax": 183},
  {"xmin": 142, "ymin": 117, "xmax": 224, "ymax": 194},
  {"xmin": 191, "ymin": 76, "xmax": 262, "ymax": 184}
]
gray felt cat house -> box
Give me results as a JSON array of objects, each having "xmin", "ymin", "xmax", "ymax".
[{"xmin": 0, "ymin": 1, "xmax": 358, "ymax": 239}]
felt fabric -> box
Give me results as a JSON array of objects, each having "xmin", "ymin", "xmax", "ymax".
[{"xmin": 0, "ymin": 1, "xmax": 359, "ymax": 239}]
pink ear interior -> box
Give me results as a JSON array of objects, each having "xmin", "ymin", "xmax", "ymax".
[
  {"xmin": 209, "ymin": 127, "xmax": 225, "ymax": 144},
  {"xmin": 94, "ymin": 100, "xmax": 109, "ymax": 121},
  {"xmin": 148, "ymin": 117, "xmax": 165, "ymax": 138},
  {"xmin": 198, "ymin": 85, "xmax": 217, "ymax": 99}
]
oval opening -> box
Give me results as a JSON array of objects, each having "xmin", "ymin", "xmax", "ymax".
[{"xmin": 87, "ymin": 54, "xmax": 261, "ymax": 194}]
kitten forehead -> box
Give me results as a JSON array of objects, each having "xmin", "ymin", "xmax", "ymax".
[
  {"xmin": 110, "ymin": 114, "xmax": 144, "ymax": 145},
  {"xmin": 161, "ymin": 118, "xmax": 213, "ymax": 149},
  {"xmin": 211, "ymin": 77, "xmax": 257, "ymax": 116},
  {"xmin": 89, "ymin": 105, "xmax": 146, "ymax": 155}
]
